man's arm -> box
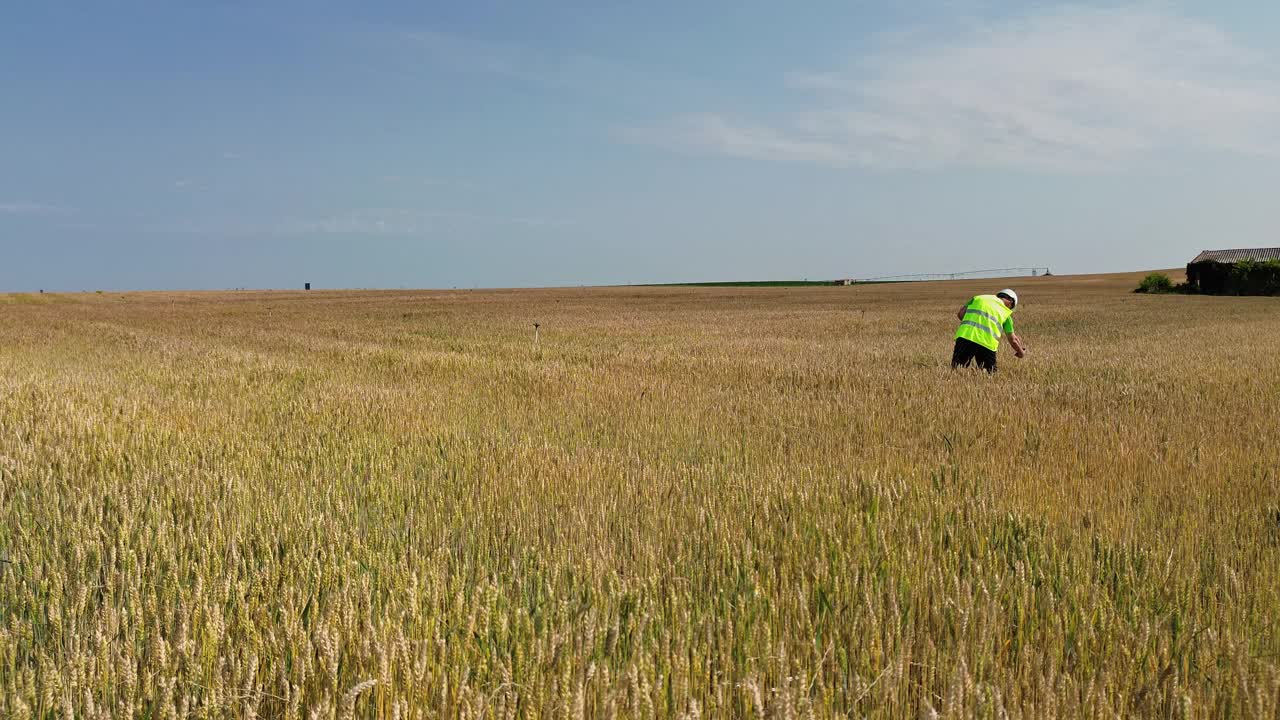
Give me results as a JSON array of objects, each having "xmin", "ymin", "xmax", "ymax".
[
  {"xmin": 956, "ymin": 303, "xmax": 969, "ymax": 321},
  {"xmin": 1008, "ymin": 332, "xmax": 1028, "ymax": 358}
]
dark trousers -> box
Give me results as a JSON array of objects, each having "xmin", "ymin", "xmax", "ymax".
[{"xmin": 951, "ymin": 338, "xmax": 997, "ymax": 373}]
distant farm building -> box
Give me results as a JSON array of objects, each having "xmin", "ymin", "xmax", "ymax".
[{"xmin": 1186, "ymin": 248, "xmax": 1280, "ymax": 296}]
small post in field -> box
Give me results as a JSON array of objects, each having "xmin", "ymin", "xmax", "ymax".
[{"xmin": 533, "ymin": 323, "xmax": 541, "ymax": 349}]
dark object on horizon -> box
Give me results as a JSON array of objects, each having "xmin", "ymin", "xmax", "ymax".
[
  {"xmin": 305, "ymin": 282, "xmax": 311, "ymax": 291},
  {"xmin": 1186, "ymin": 248, "xmax": 1280, "ymax": 296}
]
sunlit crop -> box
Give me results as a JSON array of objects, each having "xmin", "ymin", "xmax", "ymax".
[{"xmin": 2, "ymin": 272, "xmax": 1277, "ymax": 717}]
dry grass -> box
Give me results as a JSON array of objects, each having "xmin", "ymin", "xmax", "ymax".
[{"xmin": 2, "ymin": 270, "xmax": 1278, "ymax": 718}]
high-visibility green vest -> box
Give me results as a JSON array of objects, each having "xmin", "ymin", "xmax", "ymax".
[{"xmin": 955, "ymin": 295, "xmax": 1013, "ymax": 352}]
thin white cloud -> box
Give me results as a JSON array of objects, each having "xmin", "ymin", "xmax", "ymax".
[
  {"xmin": 274, "ymin": 209, "xmax": 576, "ymax": 235},
  {"xmin": 0, "ymin": 202, "xmax": 73, "ymax": 216},
  {"xmin": 377, "ymin": 175, "xmax": 480, "ymax": 190},
  {"xmin": 399, "ymin": 28, "xmax": 676, "ymax": 105},
  {"xmin": 271, "ymin": 209, "xmax": 435, "ymax": 236},
  {"xmin": 618, "ymin": 116, "xmax": 854, "ymax": 166},
  {"xmin": 623, "ymin": 5, "xmax": 1280, "ymax": 171},
  {"xmin": 148, "ymin": 208, "xmax": 575, "ymax": 237},
  {"xmin": 406, "ymin": 29, "xmax": 529, "ymax": 80}
]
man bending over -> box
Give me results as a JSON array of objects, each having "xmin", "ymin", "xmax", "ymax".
[{"xmin": 952, "ymin": 289, "xmax": 1027, "ymax": 373}]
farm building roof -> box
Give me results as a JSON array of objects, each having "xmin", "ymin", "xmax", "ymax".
[{"xmin": 1190, "ymin": 248, "xmax": 1280, "ymax": 264}]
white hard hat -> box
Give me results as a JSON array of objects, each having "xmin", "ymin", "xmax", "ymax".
[{"xmin": 997, "ymin": 288, "xmax": 1019, "ymax": 308}]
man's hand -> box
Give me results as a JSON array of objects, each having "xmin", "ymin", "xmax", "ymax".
[{"xmin": 1010, "ymin": 333, "xmax": 1028, "ymax": 358}]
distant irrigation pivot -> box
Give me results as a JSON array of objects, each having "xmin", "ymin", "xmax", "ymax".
[{"xmin": 850, "ymin": 267, "xmax": 1052, "ymax": 283}]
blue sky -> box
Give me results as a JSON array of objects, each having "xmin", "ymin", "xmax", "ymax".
[{"xmin": 3, "ymin": 1, "xmax": 1280, "ymax": 291}]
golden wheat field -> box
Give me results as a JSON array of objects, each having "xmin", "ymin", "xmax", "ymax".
[{"xmin": 2, "ymin": 270, "xmax": 1279, "ymax": 719}]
